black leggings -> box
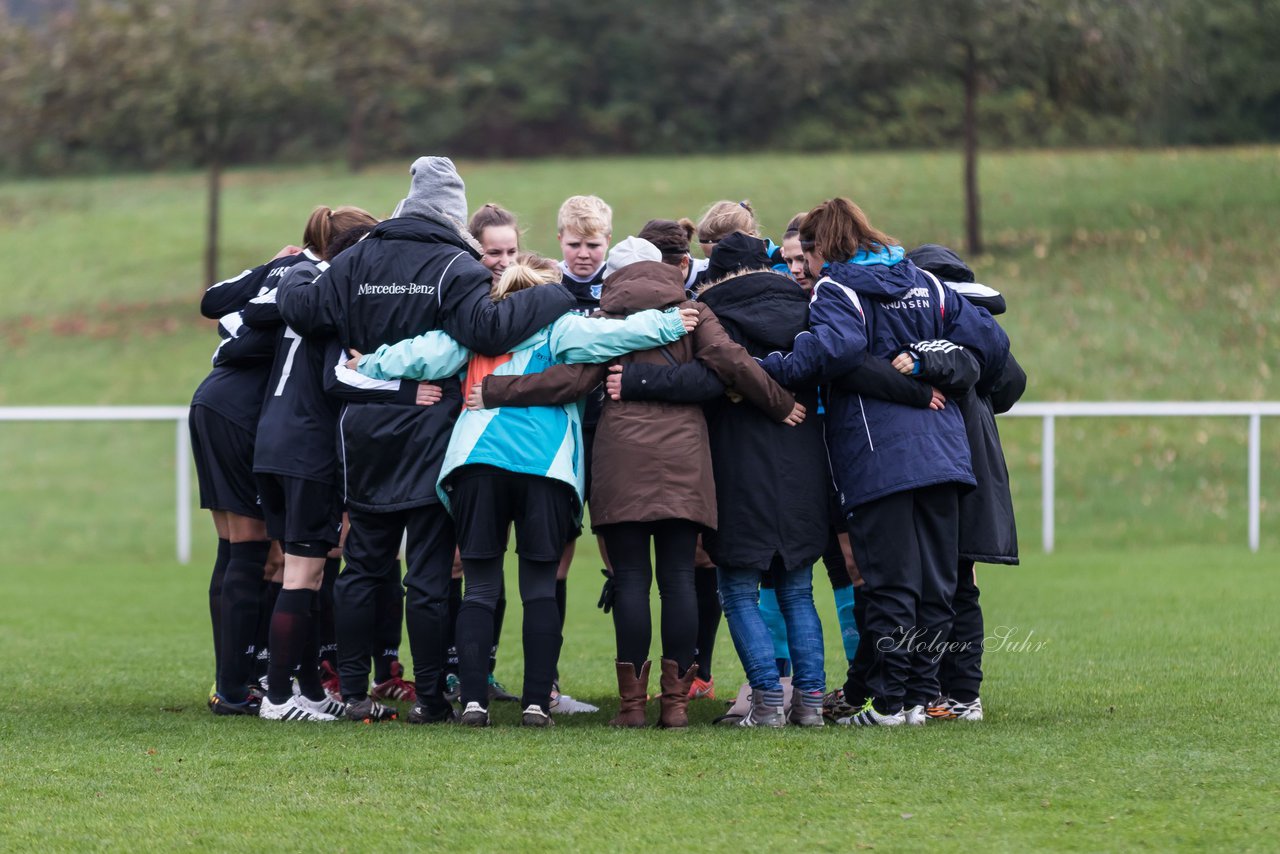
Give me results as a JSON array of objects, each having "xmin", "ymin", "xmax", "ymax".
[
  {"xmin": 456, "ymin": 554, "xmax": 559, "ymax": 711},
  {"xmin": 600, "ymin": 519, "xmax": 700, "ymax": 673}
]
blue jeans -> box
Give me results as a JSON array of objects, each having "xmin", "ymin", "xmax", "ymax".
[{"xmin": 718, "ymin": 563, "xmax": 825, "ymax": 695}]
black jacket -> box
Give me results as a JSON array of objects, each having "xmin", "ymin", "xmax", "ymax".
[
  {"xmin": 695, "ymin": 270, "xmax": 830, "ymax": 572},
  {"xmin": 242, "ymin": 262, "xmax": 345, "ymax": 485},
  {"xmin": 278, "ymin": 215, "xmax": 575, "ymax": 511},
  {"xmin": 191, "ymin": 253, "xmax": 312, "ymax": 433},
  {"xmin": 909, "ymin": 245, "xmax": 1025, "ymax": 564}
]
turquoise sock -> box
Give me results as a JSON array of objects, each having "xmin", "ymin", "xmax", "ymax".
[
  {"xmin": 833, "ymin": 584, "xmax": 860, "ymax": 662},
  {"xmin": 758, "ymin": 587, "xmax": 790, "ymax": 664}
]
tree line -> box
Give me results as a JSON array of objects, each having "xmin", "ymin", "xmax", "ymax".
[
  {"xmin": 3, "ymin": 0, "xmax": 1276, "ymax": 274},
  {"xmin": 2, "ymin": 0, "xmax": 1277, "ymax": 177}
]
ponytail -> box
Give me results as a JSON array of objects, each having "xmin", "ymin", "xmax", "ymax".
[
  {"xmin": 302, "ymin": 204, "xmax": 377, "ymax": 259},
  {"xmin": 637, "ymin": 218, "xmax": 695, "ymax": 266}
]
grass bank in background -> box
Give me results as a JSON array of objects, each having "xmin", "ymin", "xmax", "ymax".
[{"xmin": 1, "ymin": 147, "xmax": 1278, "ymax": 557}]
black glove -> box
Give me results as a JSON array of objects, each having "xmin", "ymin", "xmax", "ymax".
[{"xmin": 597, "ymin": 567, "xmax": 616, "ymax": 613}]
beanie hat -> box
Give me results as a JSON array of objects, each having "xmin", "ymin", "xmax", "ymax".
[
  {"xmin": 603, "ymin": 236, "xmax": 662, "ymax": 279},
  {"xmin": 392, "ymin": 156, "xmax": 469, "ymax": 231},
  {"xmin": 906, "ymin": 243, "xmax": 975, "ymax": 283},
  {"xmin": 705, "ymin": 231, "xmax": 772, "ymax": 283}
]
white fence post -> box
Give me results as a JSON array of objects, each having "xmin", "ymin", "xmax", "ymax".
[
  {"xmin": 1249, "ymin": 412, "xmax": 1261, "ymax": 553},
  {"xmin": 2, "ymin": 402, "xmax": 1276, "ymax": 557},
  {"xmin": 1042, "ymin": 414, "xmax": 1055, "ymax": 554},
  {"xmin": 176, "ymin": 417, "xmax": 192, "ymax": 565}
]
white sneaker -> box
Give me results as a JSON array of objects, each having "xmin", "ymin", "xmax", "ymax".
[
  {"xmin": 926, "ymin": 696, "xmax": 984, "ymax": 721},
  {"xmin": 295, "ymin": 694, "xmax": 345, "ymax": 719},
  {"xmin": 259, "ymin": 695, "xmax": 338, "ymax": 722},
  {"xmin": 903, "ymin": 704, "xmax": 929, "ymax": 726},
  {"xmin": 834, "ymin": 698, "xmax": 906, "ymax": 727},
  {"xmin": 549, "ymin": 692, "xmax": 598, "ymax": 715}
]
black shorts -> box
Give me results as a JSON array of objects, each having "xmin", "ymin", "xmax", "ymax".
[
  {"xmin": 189, "ymin": 405, "xmax": 262, "ymax": 519},
  {"xmin": 447, "ymin": 464, "xmax": 580, "ymax": 562},
  {"xmin": 255, "ymin": 472, "xmax": 342, "ymax": 553}
]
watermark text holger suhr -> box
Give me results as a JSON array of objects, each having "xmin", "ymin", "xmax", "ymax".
[{"xmin": 876, "ymin": 626, "xmax": 1049, "ymax": 661}]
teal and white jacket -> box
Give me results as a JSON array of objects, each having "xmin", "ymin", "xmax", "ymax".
[{"xmin": 356, "ymin": 308, "xmax": 689, "ymax": 513}]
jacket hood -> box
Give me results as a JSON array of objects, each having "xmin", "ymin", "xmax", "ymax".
[
  {"xmin": 907, "ymin": 243, "xmax": 1006, "ymax": 315},
  {"xmin": 697, "ymin": 269, "xmax": 809, "ymax": 350},
  {"xmin": 599, "ymin": 260, "xmax": 687, "ymax": 314},
  {"xmin": 908, "ymin": 244, "xmax": 973, "ymax": 282},
  {"xmin": 705, "ymin": 232, "xmax": 772, "ymax": 283},
  {"xmin": 370, "ymin": 216, "xmax": 481, "ymax": 259},
  {"xmin": 826, "ymin": 255, "xmax": 921, "ymax": 301}
]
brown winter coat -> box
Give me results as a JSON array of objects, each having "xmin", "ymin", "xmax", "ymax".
[{"xmin": 587, "ymin": 261, "xmax": 795, "ymax": 531}]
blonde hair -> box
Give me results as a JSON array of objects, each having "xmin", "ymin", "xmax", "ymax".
[
  {"xmin": 696, "ymin": 199, "xmax": 759, "ymax": 243},
  {"xmin": 491, "ymin": 252, "xmax": 562, "ymax": 301},
  {"xmin": 302, "ymin": 205, "xmax": 378, "ymax": 257},
  {"xmin": 557, "ymin": 195, "xmax": 613, "ymax": 238}
]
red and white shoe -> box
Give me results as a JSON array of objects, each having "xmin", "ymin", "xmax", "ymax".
[
  {"xmin": 319, "ymin": 660, "xmax": 342, "ymax": 703},
  {"xmin": 370, "ymin": 661, "xmax": 417, "ymax": 703}
]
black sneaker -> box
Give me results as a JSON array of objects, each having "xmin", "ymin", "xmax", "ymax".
[
  {"xmin": 407, "ymin": 701, "xmax": 458, "ymax": 725},
  {"xmin": 209, "ymin": 692, "xmax": 261, "ymax": 716},
  {"xmin": 459, "ymin": 701, "xmax": 490, "ymax": 727},
  {"xmin": 521, "ymin": 704, "xmax": 554, "ymax": 727},
  {"xmin": 342, "ymin": 697, "xmax": 397, "ymax": 723}
]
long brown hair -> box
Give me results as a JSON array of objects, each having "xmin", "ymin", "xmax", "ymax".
[
  {"xmin": 798, "ymin": 198, "xmax": 897, "ymax": 262},
  {"xmin": 302, "ymin": 205, "xmax": 378, "ymax": 258}
]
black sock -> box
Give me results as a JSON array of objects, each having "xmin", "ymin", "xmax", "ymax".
[
  {"xmin": 296, "ymin": 593, "xmax": 326, "ymax": 702},
  {"xmin": 555, "ymin": 578, "xmax": 568, "ymax": 631},
  {"xmin": 266, "ymin": 588, "xmax": 314, "ymax": 705},
  {"xmin": 490, "ymin": 582, "xmax": 506, "ymax": 675},
  {"xmin": 693, "ymin": 567, "xmax": 720, "ymax": 680},
  {"xmin": 446, "ymin": 576, "xmax": 463, "ymax": 675},
  {"xmin": 254, "ymin": 579, "xmax": 282, "ymax": 684},
  {"xmin": 317, "ymin": 558, "xmax": 339, "ymax": 670},
  {"xmin": 457, "ymin": 555, "xmax": 503, "ymax": 708},
  {"xmin": 209, "ymin": 538, "xmax": 230, "ymax": 678},
  {"xmin": 218, "ymin": 540, "xmax": 270, "ymax": 703},
  {"xmin": 522, "ymin": 593, "xmax": 562, "ymax": 713},
  {"xmin": 373, "ymin": 568, "xmax": 403, "ymax": 683}
]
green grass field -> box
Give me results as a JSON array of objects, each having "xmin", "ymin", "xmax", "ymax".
[
  {"xmin": 1, "ymin": 546, "xmax": 1276, "ymax": 850},
  {"xmin": 1, "ymin": 148, "xmax": 1278, "ymax": 849}
]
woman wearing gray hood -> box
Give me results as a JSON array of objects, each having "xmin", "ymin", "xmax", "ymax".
[{"xmin": 279, "ymin": 156, "xmax": 575, "ymax": 724}]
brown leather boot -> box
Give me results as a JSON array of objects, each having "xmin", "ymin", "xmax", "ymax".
[
  {"xmin": 608, "ymin": 660, "xmax": 650, "ymax": 727},
  {"xmin": 657, "ymin": 659, "xmax": 699, "ymax": 728}
]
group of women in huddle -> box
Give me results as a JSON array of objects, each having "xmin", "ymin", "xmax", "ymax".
[{"xmin": 189, "ymin": 154, "xmax": 1024, "ymax": 729}]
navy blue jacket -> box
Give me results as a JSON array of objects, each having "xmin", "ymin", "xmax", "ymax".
[{"xmin": 759, "ymin": 254, "xmax": 1008, "ymax": 511}]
